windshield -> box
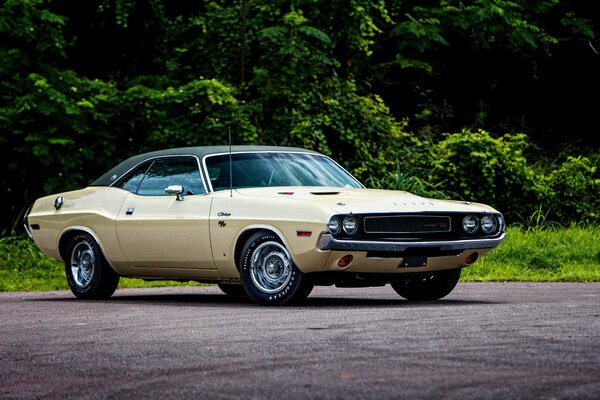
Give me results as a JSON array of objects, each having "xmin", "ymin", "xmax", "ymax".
[{"xmin": 204, "ymin": 152, "xmax": 362, "ymax": 191}]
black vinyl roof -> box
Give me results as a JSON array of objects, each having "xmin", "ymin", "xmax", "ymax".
[{"xmin": 90, "ymin": 145, "xmax": 318, "ymax": 187}]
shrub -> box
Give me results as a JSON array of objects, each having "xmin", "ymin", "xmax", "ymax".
[
  {"xmin": 538, "ymin": 156, "xmax": 600, "ymax": 223},
  {"xmin": 428, "ymin": 130, "xmax": 536, "ymax": 220}
]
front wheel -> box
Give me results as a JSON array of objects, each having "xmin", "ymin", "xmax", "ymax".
[
  {"xmin": 391, "ymin": 268, "xmax": 461, "ymax": 301},
  {"xmin": 239, "ymin": 231, "xmax": 313, "ymax": 306},
  {"xmin": 65, "ymin": 232, "xmax": 120, "ymax": 299}
]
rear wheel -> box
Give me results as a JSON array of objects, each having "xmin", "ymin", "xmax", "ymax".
[
  {"xmin": 65, "ymin": 232, "xmax": 119, "ymax": 299},
  {"xmin": 218, "ymin": 283, "xmax": 247, "ymax": 297},
  {"xmin": 239, "ymin": 231, "xmax": 313, "ymax": 306},
  {"xmin": 391, "ymin": 268, "xmax": 461, "ymax": 301}
]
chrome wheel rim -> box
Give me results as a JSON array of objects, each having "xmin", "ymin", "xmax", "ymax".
[
  {"xmin": 250, "ymin": 242, "xmax": 292, "ymax": 294},
  {"xmin": 70, "ymin": 241, "xmax": 95, "ymax": 287}
]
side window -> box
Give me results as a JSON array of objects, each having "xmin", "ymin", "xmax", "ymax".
[
  {"xmin": 118, "ymin": 161, "xmax": 152, "ymax": 193},
  {"xmin": 207, "ymin": 163, "xmax": 228, "ymax": 191},
  {"xmin": 137, "ymin": 157, "xmax": 205, "ymax": 196}
]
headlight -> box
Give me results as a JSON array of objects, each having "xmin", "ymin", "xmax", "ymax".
[
  {"xmin": 497, "ymin": 214, "xmax": 505, "ymax": 232},
  {"xmin": 462, "ymin": 215, "xmax": 478, "ymax": 234},
  {"xmin": 480, "ymin": 215, "xmax": 497, "ymax": 234},
  {"xmin": 342, "ymin": 216, "xmax": 358, "ymax": 235},
  {"xmin": 327, "ymin": 216, "xmax": 342, "ymax": 235}
]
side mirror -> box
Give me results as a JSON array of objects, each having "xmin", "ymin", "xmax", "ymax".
[{"xmin": 164, "ymin": 185, "xmax": 184, "ymax": 201}]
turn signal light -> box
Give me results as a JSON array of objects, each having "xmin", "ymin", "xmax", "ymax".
[
  {"xmin": 338, "ymin": 255, "xmax": 354, "ymax": 269},
  {"xmin": 465, "ymin": 252, "xmax": 479, "ymax": 265}
]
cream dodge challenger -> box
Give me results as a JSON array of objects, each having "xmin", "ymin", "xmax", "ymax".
[{"xmin": 25, "ymin": 146, "xmax": 505, "ymax": 305}]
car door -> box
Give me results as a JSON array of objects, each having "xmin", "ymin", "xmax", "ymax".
[{"xmin": 115, "ymin": 156, "xmax": 215, "ymax": 270}]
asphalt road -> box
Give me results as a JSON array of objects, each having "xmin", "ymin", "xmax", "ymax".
[{"xmin": 1, "ymin": 283, "xmax": 599, "ymax": 400}]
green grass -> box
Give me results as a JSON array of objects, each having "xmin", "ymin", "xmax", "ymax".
[
  {"xmin": 1, "ymin": 226, "xmax": 599, "ymax": 292},
  {"xmin": 462, "ymin": 225, "xmax": 600, "ymax": 282}
]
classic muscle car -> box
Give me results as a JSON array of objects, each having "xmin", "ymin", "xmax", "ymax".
[{"xmin": 25, "ymin": 146, "xmax": 505, "ymax": 305}]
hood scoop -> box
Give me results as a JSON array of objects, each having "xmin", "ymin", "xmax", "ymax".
[{"xmin": 310, "ymin": 191, "xmax": 340, "ymax": 195}]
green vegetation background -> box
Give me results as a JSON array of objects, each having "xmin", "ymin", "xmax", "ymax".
[{"xmin": 1, "ymin": 1, "xmax": 599, "ymax": 288}]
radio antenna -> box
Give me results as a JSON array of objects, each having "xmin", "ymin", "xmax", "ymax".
[{"xmin": 229, "ymin": 127, "xmax": 233, "ymax": 198}]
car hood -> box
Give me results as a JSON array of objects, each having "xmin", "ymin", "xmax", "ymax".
[{"xmin": 235, "ymin": 187, "xmax": 499, "ymax": 215}]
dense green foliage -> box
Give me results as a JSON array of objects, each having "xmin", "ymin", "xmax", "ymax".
[
  {"xmin": 2, "ymin": 226, "xmax": 599, "ymax": 291},
  {"xmin": 537, "ymin": 156, "xmax": 600, "ymax": 223},
  {"xmin": 368, "ymin": 130, "xmax": 599, "ymax": 224},
  {"xmin": 429, "ymin": 131, "xmax": 535, "ymax": 219},
  {"xmin": 428, "ymin": 131, "xmax": 599, "ymax": 223},
  {"xmin": 1, "ymin": 0, "xmax": 599, "ymax": 234}
]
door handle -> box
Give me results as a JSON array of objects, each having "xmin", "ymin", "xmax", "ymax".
[{"xmin": 125, "ymin": 207, "xmax": 135, "ymax": 215}]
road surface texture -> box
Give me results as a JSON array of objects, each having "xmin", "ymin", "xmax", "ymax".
[{"xmin": 1, "ymin": 283, "xmax": 598, "ymax": 399}]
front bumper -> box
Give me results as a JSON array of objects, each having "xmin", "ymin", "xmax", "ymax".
[
  {"xmin": 23, "ymin": 206, "xmax": 33, "ymax": 240},
  {"xmin": 318, "ymin": 232, "xmax": 506, "ymax": 252}
]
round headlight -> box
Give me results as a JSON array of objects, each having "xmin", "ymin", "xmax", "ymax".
[
  {"xmin": 327, "ymin": 216, "xmax": 342, "ymax": 235},
  {"xmin": 497, "ymin": 214, "xmax": 505, "ymax": 232},
  {"xmin": 462, "ymin": 215, "xmax": 479, "ymax": 234},
  {"xmin": 480, "ymin": 215, "xmax": 497, "ymax": 234},
  {"xmin": 342, "ymin": 216, "xmax": 358, "ymax": 235}
]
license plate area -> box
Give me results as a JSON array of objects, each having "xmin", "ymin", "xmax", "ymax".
[{"xmin": 401, "ymin": 256, "xmax": 427, "ymax": 268}]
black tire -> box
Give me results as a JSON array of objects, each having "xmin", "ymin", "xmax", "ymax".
[
  {"xmin": 239, "ymin": 231, "xmax": 313, "ymax": 306},
  {"xmin": 391, "ymin": 268, "xmax": 461, "ymax": 301},
  {"xmin": 217, "ymin": 283, "xmax": 247, "ymax": 297},
  {"xmin": 64, "ymin": 232, "xmax": 120, "ymax": 299}
]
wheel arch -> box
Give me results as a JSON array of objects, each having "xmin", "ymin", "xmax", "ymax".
[
  {"xmin": 58, "ymin": 227, "xmax": 106, "ymax": 264},
  {"xmin": 233, "ymin": 226, "xmax": 290, "ymax": 271}
]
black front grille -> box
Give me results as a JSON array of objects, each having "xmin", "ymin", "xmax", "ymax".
[{"xmin": 363, "ymin": 215, "xmax": 451, "ymax": 234}]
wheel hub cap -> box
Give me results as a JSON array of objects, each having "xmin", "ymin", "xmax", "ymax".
[
  {"xmin": 70, "ymin": 242, "xmax": 95, "ymax": 288},
  {"xmin": 250, "ymin": 242, "xmax": 292, "ymax": 294}
]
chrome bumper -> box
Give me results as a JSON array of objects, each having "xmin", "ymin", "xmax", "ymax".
[
  {"xmin": 319, "ymin": 232, "xmax": 506, "ymax": 252},
  {"xmin": 23, "ymin": 206, "xmax": 33, "ymax": 240}
]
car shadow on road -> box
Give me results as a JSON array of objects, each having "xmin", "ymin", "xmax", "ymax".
[
  {"xmin": 302, "ymin": 297, "xmax": 498, "ymax": 308},
  {"xmin": 30, "ymin": 293, "xmax": 255, "ymax": 306},
  {"xmin": 30, "ymin": 292, "xmax": 499, "ymax": 308}
]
